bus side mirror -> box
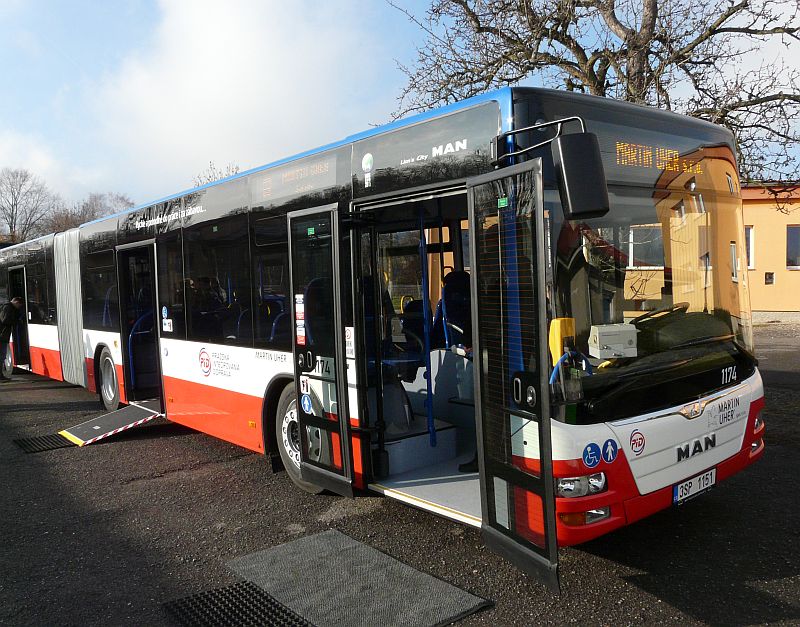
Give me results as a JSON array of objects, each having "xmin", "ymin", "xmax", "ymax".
[{"xmin": 551, "ymin": 132, "xmax": 610, "ymax": 220}]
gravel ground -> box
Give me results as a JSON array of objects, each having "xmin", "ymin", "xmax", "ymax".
[{"xmin": 0, "ymin": 324, "xmax": 798, "ymax": 626}]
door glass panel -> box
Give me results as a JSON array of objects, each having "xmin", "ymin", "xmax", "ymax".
[
  {"xmin": 290, "ymin": 213, "xmax": 345, "ymax": 475},
  {"xmin": 119, "ymin": 247, "xmax": 159, "ymax": 399},
  {"xmin": 472, "ymin": 166, "xmax": 555, "ymax": 559},
  {"xmin": 8, "ymin": 269, "xmax": 30, "ymax": 365}
]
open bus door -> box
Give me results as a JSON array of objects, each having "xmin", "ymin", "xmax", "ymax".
[
  {"xmin": 116, "ymin": 241, "xmax": 162, "ymax": 402},
  {"xmin": 7, "ymin": 266, "xmax": 31, "ymax": 369},
  {"xmin": 467, "ymin": 158, "xmax": 560, "ymax": 592},
  {"xmin": 287, "ymin": 205, "xmax": 355, "ymax": 497}
]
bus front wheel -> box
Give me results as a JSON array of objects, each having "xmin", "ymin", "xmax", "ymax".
[{"xmin": 275, "ymin": 383, "xmax": 323, "ymax": 494}]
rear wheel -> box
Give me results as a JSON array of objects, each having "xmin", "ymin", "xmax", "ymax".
[
  {"xmin": 275, "ymin": 382, "xmax": 323, "ymax": 494},
  {"xmin": 98, "ymin": 347, "xmax": 120, "ymax": 411},
  {"xmin": 1, "ymin": 346, "xmax": 12, "ymax": 378}
]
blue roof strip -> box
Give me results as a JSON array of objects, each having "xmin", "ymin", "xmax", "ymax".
[{"xmin": 81, "ymin": 87, "xmax": 514, "ymax": 229}]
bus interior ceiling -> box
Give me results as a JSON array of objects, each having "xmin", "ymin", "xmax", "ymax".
[{"xmin": 360, "ymin": 192, "xmax": 481, "ymax": 523}]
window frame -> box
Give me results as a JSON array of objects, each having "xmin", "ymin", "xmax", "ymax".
[
  {"xmin": 787, "ymin": 225, "xmax": 800, "ymax": 270},
  {"xmin": 745, "ymin": 225, "xmax": 755, "ymax": 270},
  {"xmin": 627, "ymin": 224, "xmax": 666, "ymax": 270}
]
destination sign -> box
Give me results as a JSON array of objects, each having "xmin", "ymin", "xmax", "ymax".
[
  {"xmin": 615, "ymin": 142, "xmax": 703, "ymax": 175},
  {"xmin": 252, "ymin": 155, "xmax": 337, "ymax": 206}
]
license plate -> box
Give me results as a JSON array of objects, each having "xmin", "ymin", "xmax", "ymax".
[{"xmin": 673, "ymin": 468, "xmax": 716, "ymax": 504}]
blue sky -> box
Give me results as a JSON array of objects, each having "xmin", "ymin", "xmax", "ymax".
[{"xmin": 0, "ymin": 0, "xmax": 428, "ymax": 204}]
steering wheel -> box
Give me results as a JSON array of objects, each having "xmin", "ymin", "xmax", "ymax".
[{"xmin": 632, "ymin": 302, "xmax": 689, "ymax": 325}]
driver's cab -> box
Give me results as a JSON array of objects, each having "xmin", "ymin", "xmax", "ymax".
[{"xmin": 357, "ymin": 191, "xmax": 481, "ymax": 525}]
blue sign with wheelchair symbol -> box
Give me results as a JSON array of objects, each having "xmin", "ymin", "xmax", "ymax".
[
  {"xmin": 300, "ymin": 394, "xmax": 313, "ymax": 415},
  {"xmin": 582, "ymin": 442, "xmax": 601, "ymax": 469}
]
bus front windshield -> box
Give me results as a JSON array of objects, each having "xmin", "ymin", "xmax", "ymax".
[{"xmin": 551, "ymin": 145, "xmax": 756, "ymax": 423}]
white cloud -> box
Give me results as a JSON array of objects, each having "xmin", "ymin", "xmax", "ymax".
[
  {"xmin": 88, "ymin": 0, "xmax": 404, "ymax": 204},
  {"xmin": 0, "ymin": 130, "xmax": 103, "ymax": 200}
]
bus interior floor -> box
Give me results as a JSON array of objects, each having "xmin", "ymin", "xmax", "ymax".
[{"xmin": 369, "ymin": 452, "xmax": 481, "ymax": 527}]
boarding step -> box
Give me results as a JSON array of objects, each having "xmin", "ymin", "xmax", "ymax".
[
  {"xmin": 383, "ymin": 424, "xmax": 457, "ymax": 476},
  {"xmin": 59, "ymin": 399, "xmax": 162, "ymax": 447}
]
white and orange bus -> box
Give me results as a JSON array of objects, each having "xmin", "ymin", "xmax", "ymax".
[{"xmin": 0, "ymin": 88, "xmax": 765, "ymax": 589}]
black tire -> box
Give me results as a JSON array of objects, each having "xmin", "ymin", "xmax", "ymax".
[
  {"xmin": 97, "ymin": 347, "xmax": 120, "ymax": 411},
  {"xmin": 275, "ymin": 382, "xmax": 324, "ymax": 494},
  {"xmin": 1, "ymin": 347, "xmax": 12, "ymax": 378}
]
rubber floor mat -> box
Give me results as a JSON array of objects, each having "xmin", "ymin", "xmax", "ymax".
[
  {"xmin": 13, "ymin": 434, "xmax": 75, "ymax": 453},
  {"xmin": 164, "ymin": 580, "xmax": 312, "ymax": 627},
  {"xmin": 228, "ymin": 529, "xmax": 492, "ymax": 627}
]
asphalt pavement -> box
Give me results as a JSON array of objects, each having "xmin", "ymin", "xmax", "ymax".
[{"xmin": 0, "ymin": 323, "xmax": 798, "ymax": 626}]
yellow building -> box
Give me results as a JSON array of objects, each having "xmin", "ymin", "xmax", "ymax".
[{"xmin": 742, "ymin": 184, "xmax": 800, "ymax": 313}]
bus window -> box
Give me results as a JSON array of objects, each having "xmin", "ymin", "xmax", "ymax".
[
  {"xmin": 26, "ymin": 262, "xmax": 51, "ymax": 324},
  {"xmin": 184, "ymin": 214, "xmax": 252, "ymax": 346},
  {"xmin": 157, "ymin": 232, "xmax": 186, "ymax": 339},
  {"xmin": 251, "ymin": 214, "xmax": 290, "ymax": 351},
  {"xmin": 82, "ymin": 250, "xmax": 118, "ymax": 331}
]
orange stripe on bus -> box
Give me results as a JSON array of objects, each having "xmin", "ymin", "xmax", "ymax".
[
  {"xmin": 29, "ymin": 346, "xmax": 63, "ymax": 381},
  {"xmin": 162, "ymin": 375, "xmax": 264, "ymax": 453}
]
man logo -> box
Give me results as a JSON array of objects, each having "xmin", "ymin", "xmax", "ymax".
[
  {"xmin": 432, "ymin": 139, "xmax": 467, "ymax": 157},
  {"xmin": 677, "ymin": 433, "xmax": 716, "ymax": 462}
]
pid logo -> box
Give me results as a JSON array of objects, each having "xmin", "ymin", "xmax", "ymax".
[
  {"xmin": 199, "ymin": 348, "xmax": 211, "ymax": 377},
  {"xmin": 630, "ymin": 429, "xmax": 646, "ymax": 456}
]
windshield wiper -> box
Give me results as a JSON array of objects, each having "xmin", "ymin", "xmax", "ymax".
[
  {"xmin": 586, "ymin": 358, "xmax": 692, "ymax": 414},
  {"xmin": 615, "ymin": 358, "xmax": 692, "ymax": 380},
  {"xmin": 670, "ymin": 334, "xmax": 734, "ymax": 350}
]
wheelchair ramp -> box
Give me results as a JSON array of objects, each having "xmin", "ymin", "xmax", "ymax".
[{"xmin": 59, "ymin": 400, "xmax": 162, "ymax": 447}]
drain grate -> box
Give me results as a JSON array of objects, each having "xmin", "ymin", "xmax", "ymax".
[
  {"xmin": 163, "ymin": 581, "xmax": 314, "ymax": 627},
  {"xmin": 13, "ymin": 433, "xmax": 75, "ymax": 454}
]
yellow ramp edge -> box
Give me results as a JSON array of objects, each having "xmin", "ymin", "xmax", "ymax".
[{"xmin": 58, "ymin": 429, "xmax": 86, "ymax": 447}]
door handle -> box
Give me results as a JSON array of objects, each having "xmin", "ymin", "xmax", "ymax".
[
  {"xmin": 513, "ymin": 377, "xmax": 523, "ymax": 405},
  {"xmin": 512, "ymin": 371, "xmax": 538, "ymax": 410}
]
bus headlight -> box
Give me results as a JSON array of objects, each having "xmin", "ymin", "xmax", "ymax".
[
  {"xmin": 556, "ymin": 472, "xmax": 607, "ymax": 497},
  {"xmin": 754, "ymin": 411, "xmax": 763, "ymax": 431}
]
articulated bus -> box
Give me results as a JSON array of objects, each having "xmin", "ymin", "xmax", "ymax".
[{"xmin": 0, "ymin": 87, "xmax": 764, "ymax": 589}]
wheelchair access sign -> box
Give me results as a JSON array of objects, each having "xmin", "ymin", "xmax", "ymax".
[{"xmin": 582, "ymin": 443, "xmax": 601, "ymax": 468}]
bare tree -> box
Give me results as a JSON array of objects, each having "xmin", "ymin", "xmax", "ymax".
[
  {"xmin": 192, "ymin": 161, "xmax": 240, "ymax": 187},
  {"xmin": 41, "ymin": 192, "xmax": 134, "ymax": 234},
  {"xmin": 393, "ymin": 0, "xmax": 800, "ymax": 181},
  {"xmin": 0, "ymin": 168, "xmax": 58, "ymax": 243}
]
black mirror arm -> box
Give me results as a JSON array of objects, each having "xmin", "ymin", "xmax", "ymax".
[{"xmin": 492, "ymin": 116, "xmax": 586, "ymax": 166}]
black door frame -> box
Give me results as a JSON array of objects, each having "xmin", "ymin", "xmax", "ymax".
[
  {"xmin": 287, "ymin": 204, "xmax": 355, "ymax": 497},
  {"xmin": 115, "ymin": 240, "xmax": 163, "ymax": 403},
  {"xmin": 466, "ymin": 158, "xmax": 560, "ymax": 592},
  {"xmin": 7, "ymin": 265, "xmax": 30, "ymax": 367}
]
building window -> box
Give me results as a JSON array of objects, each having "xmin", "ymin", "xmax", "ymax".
[
  {"xmin": 745, "ymin": 226, "xmax": 754, "ymax": 269},
  {"xmin": 627, "ymin": 225, "xmax": 665, "ymax": 269},
  {"xmin": 730, "ymin": 242, "xmax": 739, "ymax": 282},
  {"xmin": 788, "ymin": 225, "xmax": 800, "ymax": 269},
  {"xmin": 672, "ymin": 200, "xmax": 686, "ymax": 223},
  {"xmin": 701, "ymin": 252, "xmax": 713, "ymax": 288}
]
